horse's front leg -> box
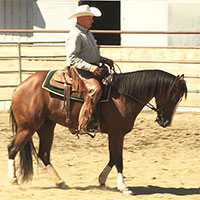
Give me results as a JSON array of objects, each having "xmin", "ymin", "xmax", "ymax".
[
  {"xmin": 98, "ymin": 134, "xmax": 117, "ymax": 187},
  {"xmin": 109, "ymin": 134, "xmax": 129, "ymax": 193},
  {"xmin": 99, "ymin": 134, "xmax": 131, "ymax": 194},
  {"xmin": 98, "ymin": 163, "xmax": 113, "ymax": 186}
]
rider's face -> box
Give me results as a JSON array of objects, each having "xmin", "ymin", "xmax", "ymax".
[{"xmin": 77, "ymin": 16, "xmax": 94, "ymax": 29}]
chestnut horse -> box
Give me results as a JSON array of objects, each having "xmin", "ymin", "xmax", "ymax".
[{"xmin": 8, "ymin": 69, "xmax": 187, "ymax": 193}]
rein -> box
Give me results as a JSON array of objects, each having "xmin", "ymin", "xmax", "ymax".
[
  {"xmin": 108, "ymin": 63, "xmax": 160, "ymax": 114},
  {"xmin": 110, "ymin": 83, "xmax": 159, "ymax": 113}
]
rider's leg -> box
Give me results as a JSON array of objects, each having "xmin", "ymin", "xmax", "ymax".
[{"xmin": 78, "ymin": 78, "xmax": 102, "ymax": 133}]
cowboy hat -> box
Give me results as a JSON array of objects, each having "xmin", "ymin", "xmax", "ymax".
[{"xmin": 68, "ymin": 5, "xmax": 101, "ymax": 19}]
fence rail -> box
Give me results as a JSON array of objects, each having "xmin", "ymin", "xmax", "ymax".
[
  {"xmin": 2, "ymin": 29, "xmax": 200, "ymax": 34},
  {"xmin": 0, "ymin": 42, "xmax": 199, "ymax": 93},
  {"xmin": 0, "ymin": 29, "xmax": 200, "ymax": 111}
]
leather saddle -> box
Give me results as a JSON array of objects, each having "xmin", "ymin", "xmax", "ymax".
[
  {"xmin": 44, "ymin": 67, "xmax": 111, "ymax": 137},
  {"xmin": 50, "ymin": 67, "xmax": 72, "ymax": 89}
]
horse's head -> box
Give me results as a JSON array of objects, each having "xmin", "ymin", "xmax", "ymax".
[{"xmin": 155, "ymin": 74, "xmax": 187, "ymax": 128}]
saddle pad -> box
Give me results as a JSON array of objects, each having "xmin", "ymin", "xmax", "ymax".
[{"xmin": 42, "ymin": 70, "xmax": 111, "ymax": 103}]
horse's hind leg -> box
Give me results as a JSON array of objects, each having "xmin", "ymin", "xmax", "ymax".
[
  {"xmin": 37, "ymin": 119, "xmax": 67, "ymax": 188},
  {"xmin": 7, "ymin": 128, "xmax": 35, "ymax": 186},
  {"xmin": 7, "ymin": 140, "xmax": 18, "ymax": 185}
]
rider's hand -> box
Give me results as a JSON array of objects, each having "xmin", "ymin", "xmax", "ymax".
[{"xmin": 89, "ymin": 65, "xmax": 101, "ymax": 76}]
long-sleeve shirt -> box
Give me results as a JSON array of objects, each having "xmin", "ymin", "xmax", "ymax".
[{"xmin": 66, "ymin": 23, "xmax": 105, "ymax": 71}]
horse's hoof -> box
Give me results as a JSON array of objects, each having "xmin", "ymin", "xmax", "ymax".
[
  {"xmin": 9, "ymin": 178, "xmax": 19, "ymax": 187},
  {"xmin": 68, "ymin": 127, "xmax": 78, "ymax": 135},
  {"xmin": 56, "ymin": 181, "xmax": 69, "ymax": 189},
  {"xmin": 118, "ymin": 185, "xmax": 132, "ymax": 194},
  {"xmin": 122, "ymin": 189, "xmax": 132, "ymax": 195},
  {"xmin": 99, "ymin": 183, "xmax": 106, "ymax": 188}
]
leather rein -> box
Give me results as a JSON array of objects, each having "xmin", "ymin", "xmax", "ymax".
[
  {"xmin": 110, "ymin": 83, "xmax": 159, "ymax": 113},
  {"xmin": 108, "ymin": 63, "xmax": 161, "ymax": 114}
]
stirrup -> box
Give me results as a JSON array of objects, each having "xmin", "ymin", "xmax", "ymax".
[
  {"xmin": 68, "ymin": 127, "xmax": 96, "ymax": 139},
  {"xmin": 76, "ymin": 129, "xmax": 96, "ymax": 139},
  {"xmin": 87, "ymin": 126, "xmax": 98, "ymax": 133}
]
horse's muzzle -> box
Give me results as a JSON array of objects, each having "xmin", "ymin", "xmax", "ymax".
[{"xmin": 155, "ymin": 115, "xmax": 171, "ymax": 128}]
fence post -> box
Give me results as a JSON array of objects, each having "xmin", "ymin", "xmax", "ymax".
[{"xmin": 18, "ymin": 42, "xmax": 22, "ymax": 83}]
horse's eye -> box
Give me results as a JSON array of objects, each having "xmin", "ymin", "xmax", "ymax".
[
  {"xmin": 173, "ymin": 98, "xmax": 179, "ymax": 103},
  {"xmin": 172, "ymin": 96, "xmax": 181, "ymax": 103}
]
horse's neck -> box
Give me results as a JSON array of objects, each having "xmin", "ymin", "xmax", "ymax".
[{"xmin": 112, "ymin": 73, "xmax": 155, "ymax": 106}]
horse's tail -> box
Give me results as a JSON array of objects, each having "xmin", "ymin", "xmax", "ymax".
[
  {"xmin": 9, "ymin": 106, "xmax": 17, "ymax": 135},
  {"xmin": 19, "ymin": 139, "xmax": 38, "ymax": 182},
  {"xmin": 9, "ymin": 107, "xmax": 38, "ymax": 182}
]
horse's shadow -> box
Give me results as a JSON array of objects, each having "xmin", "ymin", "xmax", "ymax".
[
  {"xmin": 32, "ymin": 184, "xmax": 200, "ymax": 196},
  {"xmin": 129, "ymin": 185, "xmax": 200, "ymax": 196},
  {"xmin": 74, "ymin": 185, "xmax": 200, "ymax": 196}
]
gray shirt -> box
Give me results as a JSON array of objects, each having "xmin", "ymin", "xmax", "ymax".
[{"xmin": 66, "ymin": 24, "xmax": 105, "ymax": 71}]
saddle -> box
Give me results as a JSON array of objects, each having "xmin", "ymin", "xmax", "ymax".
[
  {"xmin": 50, "ymin": 67, "xmax": 73, "ymax": 89},
  {"xmin": 42, "ymin": 67, "xmax": 112, "ymax": 136},
  {"xmin": 50, "ymin": 67, "xmax": 73, "ymax": 125}
]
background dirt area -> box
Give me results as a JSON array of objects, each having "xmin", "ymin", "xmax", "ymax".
[{"xmin": 0, "ymin": 110, "xmax": 200, "ymax": 200}]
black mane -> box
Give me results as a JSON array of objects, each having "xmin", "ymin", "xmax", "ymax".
[{"xmin": 112, "ymin": 70, "xmax": 176, "ymax": 99}]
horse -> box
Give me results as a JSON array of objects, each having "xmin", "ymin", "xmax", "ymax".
[{"xmin": 8, "ymin": 69, "xmax": 187, "ymax": 193}]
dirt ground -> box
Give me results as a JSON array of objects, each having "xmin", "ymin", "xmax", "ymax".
[{"xmin": 0, "ymin": 110, "xmax": 200, "ymax": 200}]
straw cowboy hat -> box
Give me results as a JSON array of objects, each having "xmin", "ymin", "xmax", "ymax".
[{"xmin": 68, "ymin": 5, "xmax": 101, "ymax": 19}]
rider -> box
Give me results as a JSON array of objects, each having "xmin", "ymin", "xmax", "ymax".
[{"xmin": 66, "ymin": 4, "xmax": 114, "ymax": 134}]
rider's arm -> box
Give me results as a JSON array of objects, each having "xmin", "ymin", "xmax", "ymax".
[{"xmin": 66, "ymin": 34, "xmax": 91, "ymax": 71}]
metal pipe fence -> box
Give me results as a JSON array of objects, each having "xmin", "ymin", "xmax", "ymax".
[
  {"xmin": 1, "ymin": 29, "xmax": 200, "ymax": 34},
  {"xmin": 0, "ymin": 42, "xmax": 199, "ymax": 91},
  {"xmin": 0, "ymin": 30, "xmax": 200, "ymax": 104}
]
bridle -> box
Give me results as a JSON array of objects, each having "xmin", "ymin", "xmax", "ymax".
[
  {"xmin": 111, "ymin": 79, "xmax": 184, "ymax": 127},
  {"xmin": 110, "ymin": 83, "xmax": 161, "ymax": 114},
  {"xmin": 105, "ymin": 63, "xmax": 184, "ymax": 119}
]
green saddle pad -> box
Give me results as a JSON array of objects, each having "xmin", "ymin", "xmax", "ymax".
[{"xmin": 42, "ymin": 70, "xmax": 111, "ymax": 102}]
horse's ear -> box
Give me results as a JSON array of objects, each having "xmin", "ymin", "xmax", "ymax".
[
  {"xmin": 180, "ymin": 74, "xmax": 184, "ymax": 80},
  {"xmin": 175, "ymin": 74, "xmax": 184, "ymax": 83},
  {"xmin": 175, "ymin": 74, "xmax": 187, "ymax": 99},
  {"xmin": 174, "ymin": 74, "xmax": 182, "ymax": 87}
]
